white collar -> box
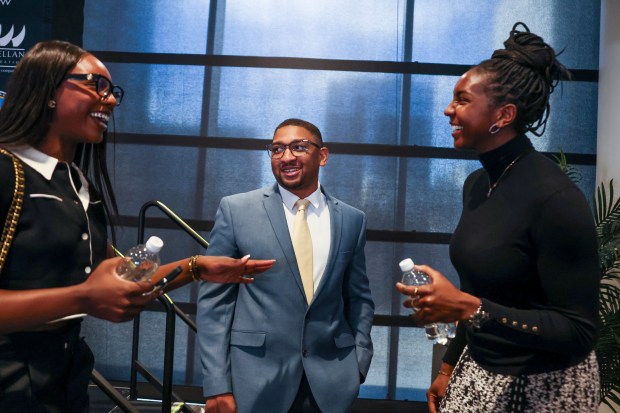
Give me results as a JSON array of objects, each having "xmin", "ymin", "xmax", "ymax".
[
  {"xmin": 10, "ymin": 146, "xmax": 91, "ymax": 210},
  {"xmin": 10, "ymin": 145, "xmax": 59, "ymax": 180},
  {"xmin": 278, "ymin": 184, "xmax": 322, "ymax": 211}
]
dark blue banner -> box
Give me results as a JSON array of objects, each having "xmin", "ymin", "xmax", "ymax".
[
  {"xmin": 0, "ymin": 0, "xmax": 83, "ymax": 108},
  {"xmin": 0, "ymin": 0, "xmax": 53, "ymax": 101}
]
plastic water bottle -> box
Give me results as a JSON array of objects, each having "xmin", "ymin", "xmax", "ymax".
[
  {"xmin": 116, "ymin": 236, "xmax": 164, "ymax": 282},
  {"xmin": 440, "ymin": 322, "xmax": 456, "ymax": 344},
  {"xmin": 399, "ymin": 258, "xmax": 444, "ymax": 343}
]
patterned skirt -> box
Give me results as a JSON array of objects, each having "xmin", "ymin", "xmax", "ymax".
[{"xmin": 439, "ymin": 348, "xmax": 600, "ymax": 413}]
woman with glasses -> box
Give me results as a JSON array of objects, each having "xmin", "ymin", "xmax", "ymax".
[
  {"xmin": 0, "ymin": 40, "xmax": 273, "ymax": 412},
  {"xmin": 396, "ymin": 23, "xmax": 600, "ymax": 412}
]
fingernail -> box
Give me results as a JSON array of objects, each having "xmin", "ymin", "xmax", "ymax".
[{"xmin": 242, "ymin": 254, "xmax": 251, "ymax": 259}]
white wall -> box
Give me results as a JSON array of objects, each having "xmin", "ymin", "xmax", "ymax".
[
  {"xmin": 596, "ymin": 0, "xmax": 620, "ymax": 186},
  {"xmin": 597, "ymin": 3, "xmax": 620, "ymax": 411}
]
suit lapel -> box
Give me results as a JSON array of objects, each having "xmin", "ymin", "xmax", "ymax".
[
  {"xmin": 262, "ymin": 184, "xmax": 307, "ymax": 301},
  {"xmin": 314, "ymin": 188, "xmax": 342, "ymax": 300}
]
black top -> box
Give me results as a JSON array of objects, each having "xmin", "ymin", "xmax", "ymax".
[
  {"xmin": 0, "ymin": 150, "xmax": 107, "ymax": 290},
  {"xmin": 444, "ymin": 135, "xmax": 600, "ymax": 375}
]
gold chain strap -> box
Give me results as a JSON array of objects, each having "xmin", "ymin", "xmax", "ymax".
[{"xmin": 0, "ymin": 148, "xmax": 25, "ymax": 274}]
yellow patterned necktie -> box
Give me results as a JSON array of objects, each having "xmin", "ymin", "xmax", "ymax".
[{"xmin": 292, "ymin": 199, "xmax": 313, "ymax": 303}]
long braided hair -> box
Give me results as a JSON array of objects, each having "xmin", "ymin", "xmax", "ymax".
[{"xmin": 474, "ymin": 22, "xmax": 572, "ymax": 136}]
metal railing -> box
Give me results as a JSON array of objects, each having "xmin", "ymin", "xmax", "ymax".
[
  {"xmin": 89, "ymin": 201, "xmax": 206, "ymax": 413},
  {"xmin": 129, "ymin": 201, "xmax": 208, "ymax": 412}
]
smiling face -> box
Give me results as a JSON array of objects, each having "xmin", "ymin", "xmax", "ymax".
[
  {"xmin": 270, "ymin": 125, "xmax": 328, "ymax": 199},
  {"xmin": 444, "ymin": 69, "xmax": 506, "ymax": 153},
  {"xmin": 43, "ymin": 54, "xmax": 119, "ymax": 161}
]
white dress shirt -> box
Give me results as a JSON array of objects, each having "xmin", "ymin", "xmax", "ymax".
[{"xmin": 279, "ymin": 184, "xmax": 331, "ymax": 294}]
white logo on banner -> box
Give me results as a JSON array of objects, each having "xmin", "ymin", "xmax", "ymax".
[
  {"xmin": 0, "ymin": 25, "xmax": 26, "ymax": 72},
  {"xmin": 0, "ymin": 25, "xmax": 25, "ymax": 47},
  {"xmin": 0, "ymin": 0, "xmax": 13, "ymax": 6}
]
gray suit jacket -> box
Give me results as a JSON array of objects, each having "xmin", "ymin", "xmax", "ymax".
[{"xmin": 198, "ymin": 184, "xmax": 374, "ymax": 413}]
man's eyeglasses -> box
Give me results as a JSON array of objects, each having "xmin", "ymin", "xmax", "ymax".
[
  {"xmin": 64, "ymin": 73, "xmax": 124, "ymax": 105},
  {"xmin": 266, "ymin": 139, "xmax": 322, "ymax": 159}
]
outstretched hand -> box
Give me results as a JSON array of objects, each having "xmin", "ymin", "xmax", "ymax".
[
  {"xmin": 198, "ymin": 255, "xmax": 275, "ymax": 284},
  {"xmin": 395, "ymin": 264, "xmax": 478, "ymax": 325}
]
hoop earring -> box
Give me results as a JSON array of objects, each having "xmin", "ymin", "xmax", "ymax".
[
  {"xmin": 47, "ymin": 100, "xmax": 56, "ymax": 109},
  {"xmin": 489, "ymin": 123, "xmax": 501, "ymax": 135}
]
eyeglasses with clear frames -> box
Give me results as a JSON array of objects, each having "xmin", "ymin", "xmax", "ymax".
[
  {"xmin": 63, "ymin": 73, "xmax": 124, "ymax": 106},
  {"xmin": 266, "ymin": 139, "xmax": 323, "ymax": 159}
]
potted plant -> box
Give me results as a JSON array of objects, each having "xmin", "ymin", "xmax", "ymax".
[
  {"xmin": 557, "ymin": 152, "xmax": 620, "ymax": 410},
  {"xmin": 593, "ymin": 180, "xmax": 620, "ymax": 411}
]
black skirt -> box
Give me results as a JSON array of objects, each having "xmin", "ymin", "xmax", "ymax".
[{"xmin": 0, "ymin": 322, "xmax": 94, "ymax": 413}]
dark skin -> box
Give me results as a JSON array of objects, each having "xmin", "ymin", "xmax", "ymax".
[
  {"xmin": 0, "ymin": 257, "xmax": 152, "ymax": 333},
  {"xmin": 155, "ymin": 255, "xmax": 275, "ymax": 294},
  {"xmin": 395, "ymin": 68, "xmax": 519, "ymax": 413}
]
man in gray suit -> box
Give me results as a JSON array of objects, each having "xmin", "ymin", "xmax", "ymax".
[{"xmin": 198, "ymin": 118, "xmax": 374, "ymax": 413}]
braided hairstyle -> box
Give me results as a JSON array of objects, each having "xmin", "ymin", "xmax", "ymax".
[{"xmin": 474, "ymin": 22, "xmax": 572, "ymax": 136}]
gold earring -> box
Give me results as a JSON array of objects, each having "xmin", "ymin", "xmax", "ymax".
[{"xmin": 48, "ymin": 100, "xmax": 56, "ymax": 108}]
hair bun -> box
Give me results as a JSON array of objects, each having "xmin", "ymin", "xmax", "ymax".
[
  {"xmin": 491, "ymin": 22, "xmax": 567, "ymax": 83},
  {"xmin": 475, "ymin": 22, "xmax": 572, "ymax": 136}
]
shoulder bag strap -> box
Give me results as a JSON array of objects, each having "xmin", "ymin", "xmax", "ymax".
[{"xmin": 0, "ymin": 148, "xmax": 25, "ymax": 274}]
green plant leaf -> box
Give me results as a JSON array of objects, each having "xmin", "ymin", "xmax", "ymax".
[
  {"xmin": 553, "ymin": 150, "xmax": 582, "ymax": 185},
  {"xmin": 593, "ymin": 180, "xmax": 620, "ymax": 408},
  {"xmin": 558, "ymin": 153, "xmax": 620, "ymax": 407}
]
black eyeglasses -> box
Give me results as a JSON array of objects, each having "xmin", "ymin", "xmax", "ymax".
[
  {"xmin": 266, "ymin": 139, "xmax": 323, "ymax": 159},
  {"xmin": 64, "ymin": 73, "xmax": 124, "ymax": 105}
]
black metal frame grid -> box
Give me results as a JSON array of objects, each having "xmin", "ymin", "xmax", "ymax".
[{"xmin": 96, "ymin": 0, "xmax": 598, "ymax": 401}]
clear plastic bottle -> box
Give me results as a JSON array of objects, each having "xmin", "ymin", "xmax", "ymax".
[
  {"xmin": 399, "ymin": 258, "xmax": 444, "ymax": 343},
  {"xmin": 116, "ymin": 236, "xmax": 164, "ymax": 282},
  {"xmin": 440, "ymin": 322, "xmax": 456, "ymax": 344}
]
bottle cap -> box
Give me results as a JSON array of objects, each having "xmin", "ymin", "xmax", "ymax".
[
  {"xmin": 399, "ymin": 258, "xmax": 414, "ymax": 272},
  {"xmin": 145, "ymin": 236, "xmax": 164, "ymax": 253}
]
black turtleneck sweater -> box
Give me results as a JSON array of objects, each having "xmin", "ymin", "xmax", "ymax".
[{"xmin": 443, "ymin": 134, "xmax": 600, "ymax": 375}]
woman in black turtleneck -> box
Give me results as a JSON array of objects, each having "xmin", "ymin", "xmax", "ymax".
[{"xmin": 396, "ymin": 23, "xmax": 600, "ymax": 413}]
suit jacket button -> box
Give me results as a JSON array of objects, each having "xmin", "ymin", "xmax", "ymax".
[{"xmin": 302, "ymin": 349, "xmax": 309, "ymax": 358}]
